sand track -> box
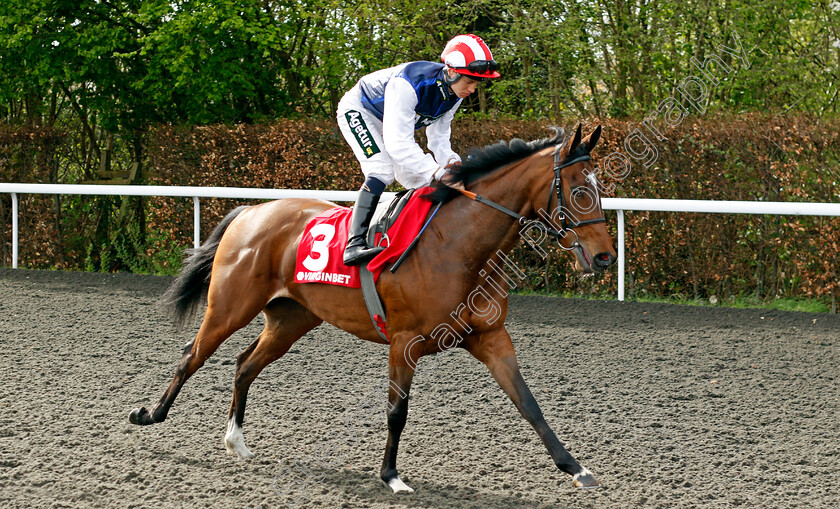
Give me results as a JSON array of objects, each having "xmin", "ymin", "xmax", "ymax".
[{"xmin": 1, "ymin": 268, "xmax": 838, "ymax": 508}]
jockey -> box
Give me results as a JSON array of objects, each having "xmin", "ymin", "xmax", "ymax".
[{"xmin": 337, "ymin": 34, "xmax": 501, "ymax": 266}]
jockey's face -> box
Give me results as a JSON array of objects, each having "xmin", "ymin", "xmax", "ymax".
[{"xmin": 447, "ymin": 70, "xmax": 481, "ymax": 99}]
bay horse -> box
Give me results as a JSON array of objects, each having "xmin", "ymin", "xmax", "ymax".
[{"xmin": 129, "ymin": 124, "xmax": 616, "ymax": 493}]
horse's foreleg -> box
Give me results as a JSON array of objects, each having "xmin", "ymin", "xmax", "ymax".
[
  {"xmin": 464, "ymin": 330, "xmax": 600, "ymax": 488},
  {"xmin": 380, "ymin": 358, "xmax": 416, "ymax": 493},
  {"xmin": 225, "ymin": 299, "xmax": 322, "ymax": 459}
]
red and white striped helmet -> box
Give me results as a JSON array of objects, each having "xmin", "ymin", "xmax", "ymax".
[{"xmin": 441, "ymin": 34, "xmax": 501, "ymax": 79}]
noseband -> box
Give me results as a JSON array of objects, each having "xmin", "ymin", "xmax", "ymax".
[{"xmin": 457, "ymin": 143, "xmax": 606, "ymax": 250}]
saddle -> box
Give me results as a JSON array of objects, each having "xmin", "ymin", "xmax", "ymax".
[{"xmin": 366, "ymin": 189, "xmax": 417, "ymax": 250}]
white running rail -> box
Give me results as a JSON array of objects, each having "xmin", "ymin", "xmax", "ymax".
[{"xmin": 2, "ymin": 183, "xmax": 839, "ymax": 301}]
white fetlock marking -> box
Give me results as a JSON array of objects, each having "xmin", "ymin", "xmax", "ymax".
[
  {"xmin": 224, "ymin": 417, "xmax": 255, "ymax": 460},
  {"xmin": 387, "ymin": 476, "xmax": 414, "ymax": 493},
  {"xmin": 572, "ymin": 467, "xmax": 595, "ymax": 485}
]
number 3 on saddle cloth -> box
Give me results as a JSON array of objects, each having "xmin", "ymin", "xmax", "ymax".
[{"xmin": 294, "ymin": 187, "xmax": 436, "ymax": 287}]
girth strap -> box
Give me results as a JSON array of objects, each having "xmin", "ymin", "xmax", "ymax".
[{"xmin": 360, "ymin": 265, "xmax": 389, "ymax": 343}]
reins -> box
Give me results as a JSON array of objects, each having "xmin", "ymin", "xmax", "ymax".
[{"xmin": 456, "ymin": 144, "xmax": 606, "ymax": 249}]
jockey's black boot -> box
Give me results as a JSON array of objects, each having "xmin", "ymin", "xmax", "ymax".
[{"xmin": 343, "ymin": 187, "xmax": 385, "ymax": 266}]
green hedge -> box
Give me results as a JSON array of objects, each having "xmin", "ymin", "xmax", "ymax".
[{"xmin": 1, "ymin": 114, "xmax": 838, "ymax": 308}]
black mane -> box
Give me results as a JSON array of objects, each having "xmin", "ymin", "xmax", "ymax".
[{"xmin": 425, "ymin": 127, "xmax": 567, "ymax": 204}]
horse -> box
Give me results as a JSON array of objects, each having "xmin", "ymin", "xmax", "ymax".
[{"xmin": 129, "ymin": 124, "xmax": 616, "ymax": 493}]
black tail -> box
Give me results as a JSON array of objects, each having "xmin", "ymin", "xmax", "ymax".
[{"xmin": 161, "ymin": 206, "xmax": 250, "ymax": 327}]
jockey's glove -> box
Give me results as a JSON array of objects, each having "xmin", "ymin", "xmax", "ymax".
[{"xmin": 435, "ymin": 161, "xmax": 465, "ymax": 191}]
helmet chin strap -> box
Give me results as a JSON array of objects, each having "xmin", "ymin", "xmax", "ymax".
[{"xmin": 443, "ymin": 67, "xmax": 462, "ymax": 87}]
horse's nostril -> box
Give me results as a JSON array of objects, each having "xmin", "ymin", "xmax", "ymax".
[{"xmin": 594, "ymin": 252, "xmax": 614, "ymax": 266}]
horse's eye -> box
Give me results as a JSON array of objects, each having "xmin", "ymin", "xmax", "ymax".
[{"xmin": 572, "ymin": 188, "xmax": 587, "ymax": 199}]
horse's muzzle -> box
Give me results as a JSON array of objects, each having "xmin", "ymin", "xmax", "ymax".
[{"xmin": 591, "ymin": 251, "xmax": 616, "ymax": 272}]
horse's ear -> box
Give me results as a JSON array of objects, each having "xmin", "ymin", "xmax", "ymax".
[
  {"xmin": 566, "ymin": 123, "xmax": 583, "ymax": 153},
  {"xmin": 583, "ymin": 125, "xmax": 602, "ymax": 152}
]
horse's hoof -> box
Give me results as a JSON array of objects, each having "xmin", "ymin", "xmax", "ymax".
[
  {"xmin": 129, "ymin": 407, "xmax": 154, "ymax": 425},
  {"xmin": 225, "ymin": 446, "xmax": 256, "ymax": 460},
  {"xmin": 572, "ymin": 468, "xmax": 601, "ymax": 488},
  {"xmin": 224, "ymin": 418, "xmax": 256, "ymax": 460},
  {"xmin": 385, "ymin": 476, "xmax": 414, "ymax": 493}
]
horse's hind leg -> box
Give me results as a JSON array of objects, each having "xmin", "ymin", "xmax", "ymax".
[
  {"xmin": 225, "ymin": 298, "xmax": 322, "ymax": 459},
  {"xmin": 129, "ymin": 283, "xmax": 269, "ymax": 426}
]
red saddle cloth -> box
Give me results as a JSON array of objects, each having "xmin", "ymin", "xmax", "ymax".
[{"xmin": 294, "ymin": 187, "xmax": 435, "ymax": 287}]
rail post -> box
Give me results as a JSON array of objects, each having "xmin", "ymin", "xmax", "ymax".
[
  {"xmin": 11, "ymin": 192, "xmax": 18, "ymax": 268},
  {"xmin": 617, "ymin": 209, "xmax": 625, "ymax": 301},
  {"xmin": 193, "ymin": 197, "xmax": 200, "ymax": 249}
]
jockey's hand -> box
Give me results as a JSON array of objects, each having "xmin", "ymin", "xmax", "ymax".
[
  {"xmin": 439, "ymin": 161, "xmax": 465, "ymax": 190},
  {"xmin": 440, "ymin": 171, "xmax": 465, "ymax": 191}
]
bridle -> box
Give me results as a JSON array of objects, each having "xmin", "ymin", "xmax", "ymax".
[
  {"xmin": 547, "ymin": 144, "xmax": 607, "ymax": 228},
  {"xmin": 457, "ymin": 143, "xmax": 606, "ymax": 250}
]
